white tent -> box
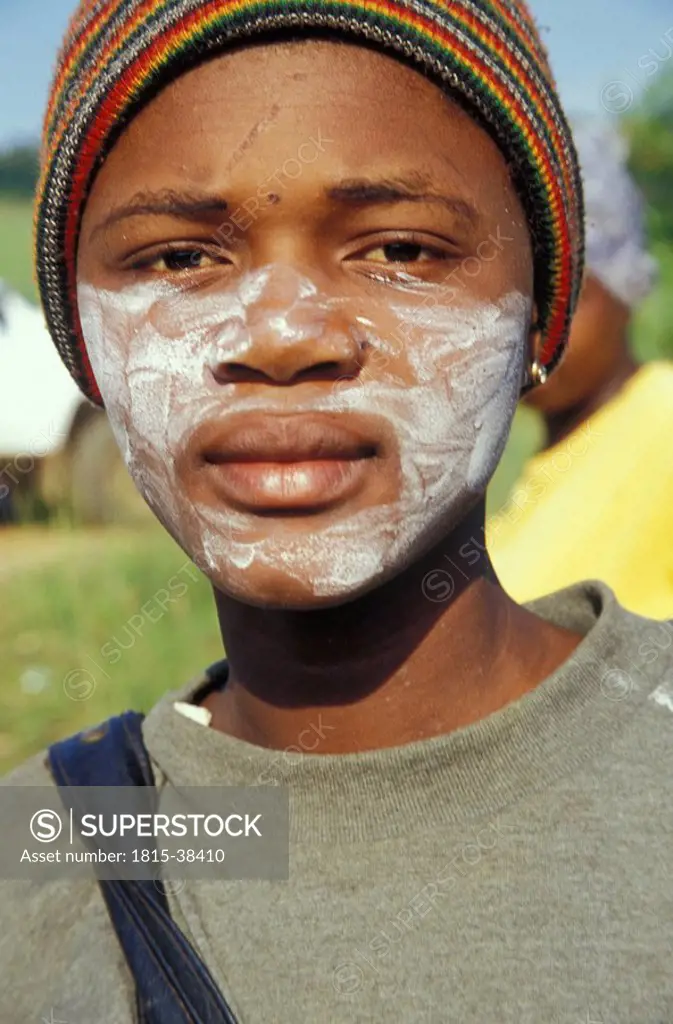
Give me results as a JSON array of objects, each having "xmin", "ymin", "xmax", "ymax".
[{"xmin": 0, "ymin": 281, "xmax": 83, "ymax": 458}]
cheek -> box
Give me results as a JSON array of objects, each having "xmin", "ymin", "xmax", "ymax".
[
  {"xmin": 78, "ymin": 281, "xmax": 209, "ymax": 443},
  {"xmin": 77, "ymin": 285, "xmax": 196, "ymax": 530},
  {"xmin": 387, "ymin": 291, "xmax": 529, "ymax": 453}
]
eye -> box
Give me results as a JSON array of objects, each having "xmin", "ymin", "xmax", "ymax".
[
  {"xmin": 131, "ymin": 247, "xmax": 225, "ymax": 274},
  {"xmin": 364, "ymin": 241, "xmax": 439, "ymax": 264},
  {"xmin": 163, "ymin": 249, "xmax": 212, "ymax": 272},
  {"xmin": 346, "ymin": 233, "xmax": 457, "ymax": 284}
]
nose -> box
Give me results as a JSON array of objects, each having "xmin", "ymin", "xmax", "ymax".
[{"xmin": 209, "ymin": 268, "xmax": 366, "ymax": 386}]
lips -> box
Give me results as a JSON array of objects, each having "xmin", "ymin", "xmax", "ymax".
[{"xmin": 186, "ymin": 413, "xmax": 381, "ymax": 513}]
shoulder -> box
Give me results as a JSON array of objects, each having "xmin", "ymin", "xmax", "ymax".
[
  {"xmin": 1, "ymin": 751, "xmax": 135, "ymax": 1021},
  {"xmin": 593, "ymin": 597, "xmax": 673, "ymax": 771},
  {"xmin": 2, "ymin": 747, "xmax": 54, "ymax": 786},
  {"xmin": 0, "ymin": 878, "xmax": 134, "ymax": 1022},
  {"xmin": 623, "ymin": 613, "xmax": 673, "ymax": 701},
  {"xmin": 534, "ymin": 583, "xmax": 673, "ymax": 703}
]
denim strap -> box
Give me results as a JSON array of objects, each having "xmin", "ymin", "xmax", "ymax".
[{"xmin": 48, "ymin": 714, "xmax": 238, "ymax": 1024}]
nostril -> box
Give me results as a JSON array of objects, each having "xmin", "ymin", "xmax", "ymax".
[
  {"xmin": 209, "ymin": 314, "xmax": 367, "ymax": 385},
  {"xmin": 212, "ymin": 360, "xmax": 358, "ymax": 386},
  {"xmin": 214, "ymin": 363, "xmax": 271, "ymax": 385},
  {"xmin": 293, "ymin": 361, "xmax": 350, "ymax": 383}
]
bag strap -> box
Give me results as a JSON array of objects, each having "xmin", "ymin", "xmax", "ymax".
[
  {"xmin": 48, "ymin": 714, "xmax": 238, "ymax": 1024},
  {"xmin": 48, "ymin": 712, "xmax": 153, "ymax": 787}
]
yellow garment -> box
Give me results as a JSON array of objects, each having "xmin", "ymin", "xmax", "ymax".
[{"xmin": 488, "ymin": 362, "xmax": 673, "ymax": 620}]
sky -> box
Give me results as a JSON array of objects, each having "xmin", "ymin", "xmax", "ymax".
[{"xmin": 0, "ymin": 0, "xmax": 672, "ymax": 146}]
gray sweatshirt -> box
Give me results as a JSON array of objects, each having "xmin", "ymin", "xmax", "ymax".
[{"xmin": 2, "ymin": 582, "xmax": 673, "ymax": 1024}]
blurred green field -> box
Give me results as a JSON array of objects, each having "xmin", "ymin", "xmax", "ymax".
[
  {"xmin": 0, "ymin": 196, "xmax": 37, "ymax": 302},
  {"xmin": 0, "ymin": 527, "xmax": 222, "ymax": 775},
  {"xmin": 632, "ymin": 241, "xmax": 673, "ymax": 363}
]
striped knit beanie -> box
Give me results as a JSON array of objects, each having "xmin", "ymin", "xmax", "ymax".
[{"xmin": 37, "ymin": 0, "xmax": 584, "ymax": 405}]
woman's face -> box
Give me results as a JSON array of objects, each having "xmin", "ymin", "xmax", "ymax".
[{"xmin": 77, "ymin": 40, "xmax": 534, "ymax": 609}]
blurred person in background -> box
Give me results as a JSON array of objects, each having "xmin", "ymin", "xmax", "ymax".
[{"xmin": 489, "ymin": 119, "xmax": 673, "ymax": 620}]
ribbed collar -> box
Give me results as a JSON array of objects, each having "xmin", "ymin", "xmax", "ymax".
[{"xmin": 143, "ymin": 583, "xmax": 653, "ymax": 844}]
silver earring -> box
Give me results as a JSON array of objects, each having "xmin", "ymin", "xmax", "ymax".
[{"xmin": 529, "ymin": 360, "xmax": 548, "ymax": 387}]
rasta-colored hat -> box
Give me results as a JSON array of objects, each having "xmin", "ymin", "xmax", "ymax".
[{"xmin": 37, "ymin": 0, "xmax": 584, "ymax": 405}]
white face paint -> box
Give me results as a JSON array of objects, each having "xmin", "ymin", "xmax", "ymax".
[{"xmin": 78, "ymin": 266, "xmax": 530, "ymax": 607}]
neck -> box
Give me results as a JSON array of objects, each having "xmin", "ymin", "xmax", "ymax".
[
  {"xmin": 204, "ymin": 503, "xmax": 580, "ymax": 753},
  {"xmin": 543, "ymin": 351, "xmax": 638, "ymax": 450}
]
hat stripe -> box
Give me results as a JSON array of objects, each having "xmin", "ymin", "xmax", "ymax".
[
  {"xmin": 480, "ymin": 1, "xmax": 539, "ymax": 57},
  {"xmin": 45, "ymin": 0, "xmax": 170, "ymax": 140},
  {"xmin": 439, "ymin": 3, "xmax": 575, "ymax": 199},
  {"xmin": 45, "ymin": 0, "xmax": 131, "ymax": 132}
]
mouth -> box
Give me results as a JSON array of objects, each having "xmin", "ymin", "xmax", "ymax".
[{"xmin": 188, "ymin": 413, "xmax": 381, "ymax": 514}]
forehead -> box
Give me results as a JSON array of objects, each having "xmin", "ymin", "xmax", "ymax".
[{"xmin": 83, "ymin": 40, "xmax": 516, "ymax": 213}]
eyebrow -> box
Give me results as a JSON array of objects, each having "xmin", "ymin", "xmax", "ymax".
[
  {"xmin": 91, "ymin": 189, "xmax": 229, "ymax": 237},
  {"xmin": 327, "ymin": 176, "xmax": 480, "ymax": 225},
  {"xmin": 91, "ymin": 175, "xmax": 479, "ymax": 239}
]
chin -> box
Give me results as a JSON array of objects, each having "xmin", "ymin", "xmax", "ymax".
[
  {"xmin": 143, "ymin": 478, "xmax": 477, "ymax": 613},
  {"xmin": 198, "ymin": 557, "xmax": 395, "ymax": 611},
  {"xmin": 184, "ymin": 511, "xmax": 464, "ymax": 612}
]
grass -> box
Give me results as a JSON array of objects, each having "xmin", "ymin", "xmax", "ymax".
[
  {"xmin": 0, "ymin": 526, "xmax": 223, "ymax": 775},
  {"xmin": 632, "ymin": 240, "xmax": 673, "ymax": 363},
  {"xmin": 0, "ymin": 195, "xmax": 37, "ymax": 302},
  {"xmin": 487, "ymin": 406, "xmax": 543, "ymax": 516}
]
